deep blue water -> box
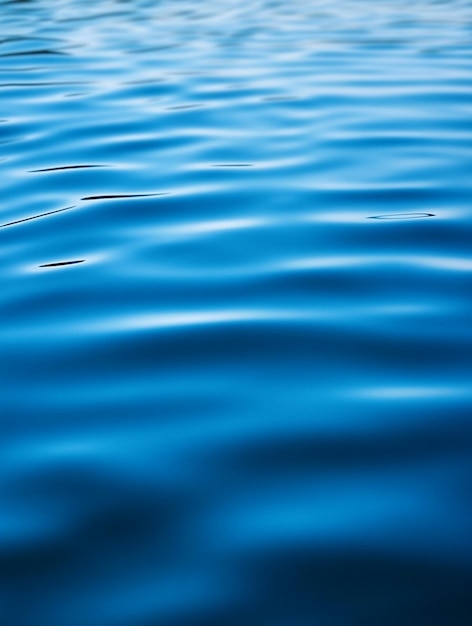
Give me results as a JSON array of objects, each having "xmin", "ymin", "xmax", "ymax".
[{"xmin": 2, "ymin": 1, "xmax": 472, "ymax": 624}]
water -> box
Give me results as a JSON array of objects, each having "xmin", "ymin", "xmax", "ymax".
[{"xmin": 2, "ymin": 1, "xmax": 472, "ymax": 624}]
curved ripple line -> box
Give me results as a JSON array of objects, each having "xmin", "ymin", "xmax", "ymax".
[
  {"xmin": 27, "ymin": 304, "xmax": 437, "ymax": 339},
  {"xmin": 93, "ymin": 309, "xmax": 293, "ymax": 333},
  {"xmin": 351, "ymin": 387, "xmax": 472, "ymax": 400},
  {"xmin": 157, "ymin": 217, "xmax": 269, "ymax": 238},
  {"xmin": 285, "ymin": 255, "xmax": 472, "ymax": 272}
]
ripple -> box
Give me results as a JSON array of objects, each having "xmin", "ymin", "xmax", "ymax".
[
  {"xmin": 157, "ymin": 217, "xmax": 268, "ymax": 239},
  {"xmin": 351, "ymin": 386, "xmax": 472, "ymax": 400},
  {"xmin": 285, "ymin": 254, "xmax": 472, "ymax": 273},
  {"xmin": 2, "ymin": 1, "xmax": 472, "ymax": 624}
]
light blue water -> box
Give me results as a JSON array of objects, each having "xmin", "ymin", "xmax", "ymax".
[{"xmin": 2, "ymin": 1, "xmax": 472, "ymax": 624}]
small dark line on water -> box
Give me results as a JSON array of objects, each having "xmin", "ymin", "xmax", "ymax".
[
  {"xmin": 30, "ymin": 165, "xmax": 105, "ymax": 172},
  {"xmin": 368, "ymin": 213, "xmax": 435, "ymax": 220},
  {"xmin": 39, "ymin": 260, "xmax": 85, "ymax": 268},
  {"xmin": 212, "ymin": 163, "xmax": 253, "ymax": 167},
  {"xmin": 0, "ymin": 49, "xmax": 68, "ymax": 58},
  {"xmin": 81, "ymin": 193, "xmax": 169, "ymax": 201},
  {"xmin": 0, "ymin": 205, "xmax": 76, "ymax": 228}
]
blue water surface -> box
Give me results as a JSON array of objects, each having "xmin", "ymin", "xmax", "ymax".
[{"xmin": 2, "ymin": 1, "xmax": 472, "ymax": 624}]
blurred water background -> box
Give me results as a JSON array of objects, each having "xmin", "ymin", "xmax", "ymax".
[{"xmin": 2, "ymin": 1, "xmax": 472, "ymax": 624}]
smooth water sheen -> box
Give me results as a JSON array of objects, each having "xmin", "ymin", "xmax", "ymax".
[{"xmin": 2, "ymin": 1, "xmax": 472, "ymax": 624}]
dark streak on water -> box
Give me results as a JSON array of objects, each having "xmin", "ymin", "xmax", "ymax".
[
  {"xmin": 2, "ymin": 1, "xmax": 472, "ymax": 625},
  {"xmin": 81, "ymin": 193, "xmax": 169, "ymax": 201},
  {"xmin": 0, "ymin": 49, "xmax": 69, "ymax": 57},
  {"xmin": 39, "ymin": 260, "xmax": 85, "ymax": 268},
  {"xmin": 0, "ymin": 205, "xmax": 76, "ymax": 228},
  {"xmin": 30, "ymin": 165, "xmax": 106, "ymax": 173},
  {"xmin": 368, "ymin": 212, "xmax": 435, "ymax": 220},
  {"xmin": 212, "ymin": 163, "xmax": 254, "ymax": 168}
]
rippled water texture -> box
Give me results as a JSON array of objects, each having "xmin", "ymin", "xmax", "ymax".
[{"xmin": 2, "ymin": 1, "xmax": 472, "ymax": 624}]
